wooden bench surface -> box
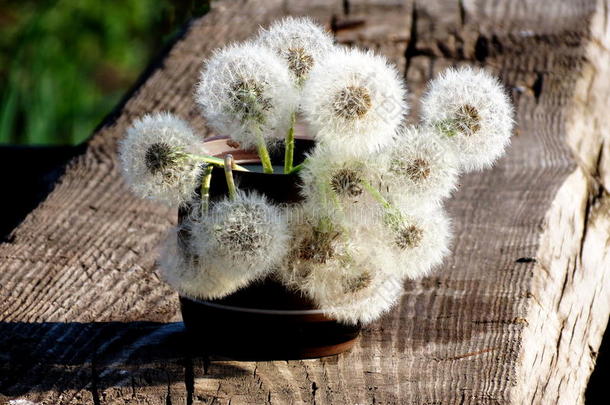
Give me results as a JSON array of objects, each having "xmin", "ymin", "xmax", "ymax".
[{"xmin": 1, "ymin": 0, "xmax": 609, "ymax": 404}]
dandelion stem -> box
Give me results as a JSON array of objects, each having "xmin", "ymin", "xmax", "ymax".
[
  {"xmin": 317, "ymin": 216, "xmax": 334, "ymax": 234},
  {"xmin": 359, "ymin": 178, "xmax": 403, "ymax": 227},
  {"xmin": 200, "ymin": 165, "xmax": 214, "ymax": 215},
  {"xmin": 434, "ymin": 119, "xmax": 459, "ymax": 138},
  {"xmin": 359, "ymin": 179, "xmax": 392, "ymax": 210},
  {"xmin": 283, "ymin": 111, "xmax": 296, "ymax": 174},
  {"xmin": 224, "ymin": 155, "xmax": 237, "ymax": 200},
  {"xmin": 188, "ymin": 154, "xmax": 249, "ymax": 172},
  {"xmin": 288, "ymin": 158, "xmax": 309, "ymax": 174},
  {"xmin": 255, "ymin": 131, "xmax": 274, "ymax": 174},
  {"xmin": 316, "ymin": 181, "xmax": 350, "ymax": 237}
]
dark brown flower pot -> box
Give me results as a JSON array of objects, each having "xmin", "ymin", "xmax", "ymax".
[{"xmin": 178, "ymin": 137, "xmax": 361, "ymax": 360}]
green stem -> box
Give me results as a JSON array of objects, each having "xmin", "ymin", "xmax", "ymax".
[
  {"xmin": 288, "ymin": 158, "xmax": 308, "ymax": 174},
  {"xmin": 315, "ymin": 181, "xmax": 348, "ymax": 236},
  {"xmin": 224, "ymin": 155, "xmax": 237, "ymax": 200},
  {"xmin": 288, "ymin": 163, "xmax": 303, "ymax": 174},
  {"xmin": 359, "ymin": 178, "xmax": 403, "ymax": 227},
  {"xmin": 200, "ymin": 165, "xmax": 213, "ymax": 215},
  {"xmin": 255, "ymin": 132, "xmax": 274, "ymax": 174},
  {"xmin": 283, "ymin": 112, "xmax": 296, "ymax": 174},
  {"xmin": 315, "ymin": 185, "xmax": 354, "ymax": 262},
  {"xmin": 317, "ymin": 216, "xmax": 334, "ymax": 234},
  {"xmin": 188, "ymin": 154, "xmax": 249, "ymax": 172},
  {"xmin": 359, "ymin": 179, "xmax": 392, "ymax": 210},
  {"xmin": 434, "ymin": 120, "xmax": 459, "ymax": 138}
]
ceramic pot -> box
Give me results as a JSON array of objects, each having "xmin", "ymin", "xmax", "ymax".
[{"xmin": 178, "ymin": 137, "xmax": 361, "ymax": 360}]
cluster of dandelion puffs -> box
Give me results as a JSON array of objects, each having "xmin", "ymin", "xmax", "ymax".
[{"xmin": 118, "ymin": 17, "xmax": 514, "ymax": 325}]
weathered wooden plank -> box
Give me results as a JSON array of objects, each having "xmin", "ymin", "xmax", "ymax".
[
  {"xmin": 515, "ymin": 3, "xmax": 610, "ymax": 402},
  {"xmin": 1, "ymin": 0, "xmax": 609, "ymax": 404}
]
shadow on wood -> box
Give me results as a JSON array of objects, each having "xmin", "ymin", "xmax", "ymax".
[
  {"xmin": 0, "ymin": 321, "xmax": 251, "ymax": 398},
  {"xmin": 0, "ymin": 146, "xmax": 84, "ymax": 239}
]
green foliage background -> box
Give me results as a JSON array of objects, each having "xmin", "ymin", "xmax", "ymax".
[{"xmin": 0, "ymin": 0, "xmax": 209, "ymax": 145}]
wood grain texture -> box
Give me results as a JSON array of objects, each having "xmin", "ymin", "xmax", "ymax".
[{"xmin": 1, "ymin": 0, "xmax": 609, "ymax": 404}]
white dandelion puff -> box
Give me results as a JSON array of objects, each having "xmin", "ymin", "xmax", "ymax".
[
  {"xmin": 382, "ymin": 125, "xmax": 459, "ymax": 204},
  {"xmin": 310, "ymin": 267, "xmax": 404, "ymax": 325},
  {"xmin": 196, "ymin": 42, "xmax": 299, "ymax": 150},
  {"xmin": 277, "ymin": 210, "xmax": 351, "ymax": 290},
  {"xmin": 256, "ymin": 16, "xmax": 335, "ymax": 87},
  {"xmin": 299, "ymin": 145, "xmax": 385, "ymax": 216},
  {"xmin": 276, "ymin": 211, "xmax": 403, "ymax": 324},
  {"xmin": 159, "ymin": 225, "xmax": 262, "ymax": 301},
  {"xmin": 301, "ymin": 47, "xmax": 408, "ymax": 156},
  {"xmin": 178, "ymin": 191, "xmax": 289, "ymax": 299},
  {"xmin": 389, "ymin": 204, "xmax": 452, "ymax": 280},
  {"xmin": 119, "ymin": 112, "xmax": 206, "ymax": 207},
  {"xmin": 421, "ymin": 66, "xmax": 514, "ymax": 172},
  {"xmin": 159, "ymin": 228, "xmax": 214, "ymax": 299}
]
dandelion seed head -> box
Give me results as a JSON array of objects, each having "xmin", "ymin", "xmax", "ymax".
[
  {"xmin": 277, "ymin": 208, "xmax": 350, "ymax": 289},
  {"xmin": 196, "ymin": 42, "xmax": 298, "ymax": 149},
  {"xmin": 330, "ymin": 168, "xmax": 363, "ymax": 197},
  {"xmin": 421, "ymin": 66, "xmax": 514, "ymax": 172},
  {"xmin": 296, "ymin": 227, "xmax": 341, "ymax": 264},
  {"xmin": 256, "ymin": 17, "xmax": 335, "ymax": 86},
  {"xmin": 299, "ymin": 145, "xmax": 385, "ymax": 223},
  {"xmin": 401, "ymin": 158, "xmax": 431, "ymax": 181},
  {"xmin": 169, "ymin": 192, "xmax": 290, "ymax": 299},
  {"xmin": 390, "ymin": 205, "xmax": 453, "ymax": 280},
  {"xmin": 333, "ymin": 85, "xmax": 373, "ymax": 119},
  {"xmin": 119, "ymin": 112, "xmax": 206, "ymax": 207},
  {"xmin": 456, "ymin": 104, "xmax": 481, "ymax": 135},
  {"xmin": 286, "ymin": 46, "xmax": 315, "ymax": 82},
  {"xmin": 299, "ymin": 249, "xmax": 404, "ymax": 325},
  {"xmin": 382, "ymin": 125, "xmax": 459, "ymax": 204},
  {"xmin": 395, "ymin": 224, "xmax": 424, "ymax": 249},
  {"xmin": 342, "ymin": 271, "xmax": 373, "ymax": 293},
  {"xmin": 159, "ymin": 228, "xmax": 257, "ymax": 300},
  {"xmin": 228, "ymin": 77, "xmax": 273, "ymax": 125},
  {"xmin": 212, "ymin": 200, "xmax": 270, "ymax": 255},
  {"xmin": 144, "ymin": 142, "xmax": 183, "ymax": 174},
  {"xmin": 302, "ymin": 47, "xmax": 408, "ymax": 156},
  {"xmin": 275, "ymin": 209, "xmax": 404, "ymax": 325}
]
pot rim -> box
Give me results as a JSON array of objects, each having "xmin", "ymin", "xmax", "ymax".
[
  {"xmin": 203, "ymin": 134, "xmax": 314, "ymax": 164},
  {"xmin": 182, "ymin": 296, "xmax": 328, "ymax": 315}
]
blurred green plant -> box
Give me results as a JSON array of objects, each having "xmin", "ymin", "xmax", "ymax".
[{"xmin": 0, "ymin": 0, "xmax": 209, "ymax": 145}]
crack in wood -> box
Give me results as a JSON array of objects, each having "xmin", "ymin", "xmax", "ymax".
[
  {"xmin": 532, "ymin": 72, "xmax": 544, "ymax": 103},
  {"xmin": 516, "ymin": 257, "xmax": 537, "ymax": 263},
  {"xmin": 90, "ymin": 356, "xmax": 101, "ymax": 405},
  {"xmin": 342, "ymin": 0, "xmax": 350, "ymax": 16},
  {"xmin": 404, "ymin": 1, "xmax": 419, "ymax": 77},
  {"xmin": 458, "ymin": 0, "xmax": 466, "ymax": 26},
  {"xmin": 311, "ymin": 381, "xmax": 318, "ymax": 405},
  {"xmin": 184, "ymin": 355, "xmax": 194, "ymax": 405}
]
